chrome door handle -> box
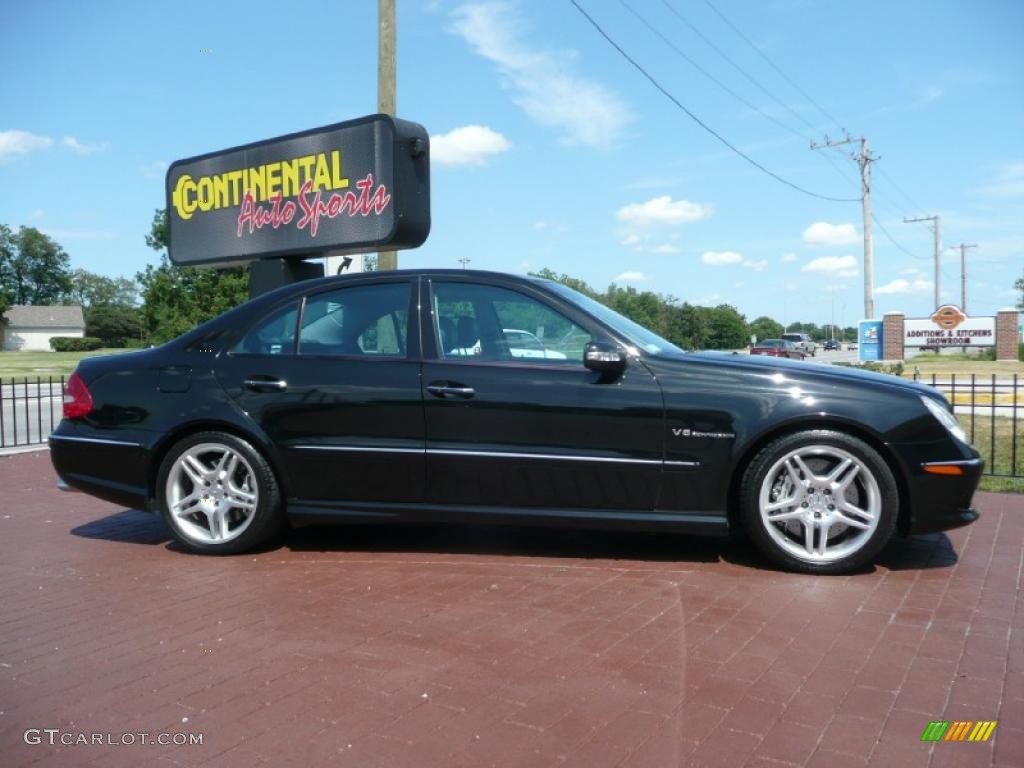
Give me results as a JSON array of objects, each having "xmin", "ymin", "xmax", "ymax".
[
  {"xmin": 426, "ymin": 383, "xmax": 475, "ymax": 399},
  {"xmin": 244, "ymin": 378, "xmax": 287, "ymax": 392}
]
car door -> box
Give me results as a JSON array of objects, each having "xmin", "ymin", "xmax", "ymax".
[
  {"xmin": 215, "ymin": 277, "xmax": 425, "ymax": 504},
  {"xmin": 421, "ymin": 276, "xmax": 665, "ymax": 511}
]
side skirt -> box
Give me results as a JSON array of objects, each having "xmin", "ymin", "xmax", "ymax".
[{"xmin": 287, "ymin": 500, "xmax": 729, "ymax": 536}]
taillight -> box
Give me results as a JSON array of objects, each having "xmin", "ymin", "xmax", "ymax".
[{"xmin": 63, "ymin": 371, "xmax": 94, "ymax": 419}]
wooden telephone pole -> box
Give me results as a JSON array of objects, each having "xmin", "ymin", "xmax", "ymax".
[
  {"xmin": 377, "ymin": 0, "xmax": 397, "ymax": 271},
  {"xmin": 811, "ymin": 136, "xmax": 876, "ymax": 319}
]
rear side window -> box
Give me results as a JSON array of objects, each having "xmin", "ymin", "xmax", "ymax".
[
  {"xmin": 299, "ymin": 282, "xmax": 410, "ymax": 357},
  {"xmin": 232, "ymin": 302, "xmax": 299, "ymax": 355}
]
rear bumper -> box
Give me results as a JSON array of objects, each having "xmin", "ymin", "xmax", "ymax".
[{"xmin": 49, "ymin": 426, "xmax": 151, "ymax": 511}]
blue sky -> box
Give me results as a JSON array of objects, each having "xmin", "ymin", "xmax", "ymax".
[{"xmin": 1, "ymin": 0, "xmax": 1021, "ymax": 329}]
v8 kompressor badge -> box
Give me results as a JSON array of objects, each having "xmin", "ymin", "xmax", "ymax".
[{"xmin": 672, "ymin": 428, "xmax": 735, "ymax": 439}]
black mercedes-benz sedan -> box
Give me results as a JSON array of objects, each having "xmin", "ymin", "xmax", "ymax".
[{"xmin": 50, "ymin": 270, "xmax": 982, "ymax": 574}]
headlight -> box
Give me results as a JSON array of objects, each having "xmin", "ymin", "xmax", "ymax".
[{"xmin": 920, "ymin": 395, "xmax": 967, "ymax": 444}]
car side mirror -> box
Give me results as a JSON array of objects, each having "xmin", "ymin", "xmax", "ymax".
[{"xmin": 584, "ymin": 341, "xmax": 627, "ymax": 375}]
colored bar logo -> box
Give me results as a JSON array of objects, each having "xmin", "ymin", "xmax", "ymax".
[{"xmin": 921, "ymin": 721, "xmax": 997, "ymax": 742}]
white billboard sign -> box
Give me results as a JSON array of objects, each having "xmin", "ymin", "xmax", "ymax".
[{"xmin": 904, "ymin": 305, "xmax": 995, "ymax": 347}]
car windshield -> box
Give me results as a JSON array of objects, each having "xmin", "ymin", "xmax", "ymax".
[{"xmin": 542, "ymin": 281, "xmax": 686, "ymax": 356}]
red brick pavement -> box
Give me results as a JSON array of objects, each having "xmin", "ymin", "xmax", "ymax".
[{"xmin": 0, "ymin": 449, "xmax": 1021, "ymax": 767}]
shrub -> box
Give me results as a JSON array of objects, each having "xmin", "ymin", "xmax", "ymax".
[
  {"xmin": 834, "ymin": 360, "xmax": 904, "ymax": 377},
  {"xmin": 49, "ymin": 336, "xmax": 104, "ymax": 352}
]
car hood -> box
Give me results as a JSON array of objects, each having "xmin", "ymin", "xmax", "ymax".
[{"xmin": 676, "ymin": 351, "xmax": 942, "ymax": 399}]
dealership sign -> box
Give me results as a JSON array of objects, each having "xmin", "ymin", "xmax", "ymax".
[
  {"xmin": 166, "ymin": 114, "xmax": 430, "ymax": 266},
  {"xmin": 904, "ymin": 305, "xmax": 995, "ymax": 347}
]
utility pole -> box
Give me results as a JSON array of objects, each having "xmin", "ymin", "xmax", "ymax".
[
  {"xmin": 903, "ymin": 215, "xmax": 941, "ymax": 310},
  {"xmin": 377, "ymin": 0, "xmax": 397, "ymax": 272},
  {"xmin": 811, "ymin": 136, "xmax": 876, "ymax": 319},
  {"xmin": 955, "ymin": 243, "xmax": 977, "ymax": 312},
  {"xmin": 457, "ymin": 257, "xmax": 471, "ymax": 270}
]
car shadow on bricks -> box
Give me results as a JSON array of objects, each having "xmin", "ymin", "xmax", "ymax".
[
  {"xmin": 70, "ymin": 509, "xmax": 172, "ymax": 545},
  {"xmin": 283, "ymin": 521, "xmax": 737, "ymax": 565},
  {"xmin": 874, "ymin": 532, "xmax": 959, "ymax": 570}
]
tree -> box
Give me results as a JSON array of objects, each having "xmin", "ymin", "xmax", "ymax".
[
  {"xmin": 704, "ymin": 304, "xmax": 749, "ymax": 350},
  {"xmin": 85, "ymin": 304, "xmax": 144, "ymax": 346},
  {"xmin": 0, "ymin": 224, "xmax": 14, "ymax": 317},
  {"xmin": 0, "ymin": 225, "xmax": 73, "ymax": 306},
  {"xmin": 65, "ymin": 269, "xmax": 138, "ymax": 307},
  {"xmin": 748, "ymin": 315, "xmax": 784, "ymax": 343},
  {"xmin": 1016, "ymin": 270, "xmax": 1024, "ymax": 310},
  {"xmin": 137, "ymin": 209, "xmax": 249, "ymax": 344}
]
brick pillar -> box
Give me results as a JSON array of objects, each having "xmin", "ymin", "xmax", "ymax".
[
  {"xmin": 996, "ymin": 309, "xmax": 1020, "ymax": 361},
  {"xmin": 882, "ymin": 312, "xmax": 905, "ymax": 362}
]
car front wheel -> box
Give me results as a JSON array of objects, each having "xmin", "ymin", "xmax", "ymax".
[
  {"xmin": 157, "ymin": 431, "xmax": 283, "ymax": 554},
  {"xmin": 740, "ymin": 430, "xmax": 897, "ymax": 574}
]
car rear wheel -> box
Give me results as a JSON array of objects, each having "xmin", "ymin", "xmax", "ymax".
[
  {"xmin": 157, "ymin": 431, "xmax": 283, "ymax": 554},
  {"xmin": 740, "ymin": 430, "xmax": 897, "ymax": 574}
]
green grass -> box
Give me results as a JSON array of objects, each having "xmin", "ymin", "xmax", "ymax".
[
  {"xmin": 0, "ymin": 349, "xmax": 132, "ymax": 379},
  {"xmin": 903, "ymin": 355, "xmax": 1024, "ymax": 376},
  {"xmin": 966, "ymin": 415, "xmax": 1024, "ymax": 492}
]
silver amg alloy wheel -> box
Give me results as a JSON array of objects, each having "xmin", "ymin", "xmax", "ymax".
[
  {"xmin": 164, "ymin": 442, "xmax": 259, "ymax": 545},
  {"xmin": 757, "ymin": 444, "xmax": 881, "ymax": 564}
]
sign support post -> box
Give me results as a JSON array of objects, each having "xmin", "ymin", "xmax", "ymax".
[{"xmin": 377, "ymin": 0, "xmax": 398, "ymax": 272}]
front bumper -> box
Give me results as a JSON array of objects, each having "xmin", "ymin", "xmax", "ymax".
[{"xmin": 904, "ymin": 455, "xmax": 984, "ymax": 535}]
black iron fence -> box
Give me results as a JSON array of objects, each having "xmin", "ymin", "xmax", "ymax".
[
  {"xmin": 913, "ymin": 373, "xmax": 1022, "ymax": 479},
  {"xmin": 0, "ymin": 377, "xmax": 65, "ymax": 449},
  {"xmin": 2, "ymin": 371, "xmax": 1021, "ymax": 479}
]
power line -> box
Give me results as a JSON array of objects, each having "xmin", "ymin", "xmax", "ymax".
[
  {"xmin": 696, "ymin": 0, "xmax": 949, "ymax": 257},
  {"xmin": 659, "ymin": 0, "xmax": 823, "ymax": 137},
  {"xmin": 569, "ymin": 0, "xmax": 859, "ymax": 204},
  {"xmin": 618, "ymin": 0, "xmax": 808, "ymax": 142},
  {"xmin": 701, "ymin": 0, "xmax": 847, "ymax": 135}
]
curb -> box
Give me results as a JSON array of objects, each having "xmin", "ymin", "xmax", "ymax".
[{"xmin": 0, "ymin": 444, "xmax": 50, "ymax": 457}]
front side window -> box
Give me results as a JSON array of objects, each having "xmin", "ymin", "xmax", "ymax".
[
  {"xmin": 299, "ymin": 282, "xmax": 410, "ymax": 357},
  {"xmin": 432, "ymin": 282, "xmax": 591, "ymax": 365}
]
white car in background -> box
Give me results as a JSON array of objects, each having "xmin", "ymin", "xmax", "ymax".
[{"xmin": 448, "ymin": 328, "xmax": 568, "ymax": 360}]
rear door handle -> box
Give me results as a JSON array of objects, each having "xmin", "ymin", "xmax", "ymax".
[
  {"xmin": 426, "ymin": 382, "xmax": 475, "ymax": 399},
  {"xmin": 244, "ymin": 377, "xmax": 288, "ymax": 392}
]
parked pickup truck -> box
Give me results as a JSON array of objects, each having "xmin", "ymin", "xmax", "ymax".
[{"xmin": 782, "ymin": 332, "xmax": 817, "ymax": 357}]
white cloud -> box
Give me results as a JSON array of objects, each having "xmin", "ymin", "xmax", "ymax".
[
  {"xmin": 620, "ymin": 233, "xmax": 642, "ymax": 247},
  {"xmin": 802, "ymin": 255, "xmax": 859, "ymax": 277},
  {"xmin": 451, "ymin": 3, "xmax": 630, "ymax": 148},
  {"xmin": 651, "ymin": 243, "xmax": 680, "ymax": 254},
  {"xmin": 743, "ymin": 258, "xmax": 768, "ymax": 272},
  {"xmin": 141, "ymin": 160, "xmax": 169, "ymax": 180},
  {"xmin": 613, "ymin": 271, "xmax": 648, "ymax": 282},
  {"xmin": 974, "ymin": 161, "xmax": 1024, "ymax": 199},
  {"xmin": 61, "ymin": 136, "xmax": 106, "ymax": 154},
  {"xmin": 702, "ymin": 250, "xmax": 743, "ymax": 266},
  {"xmin": 875, "ymin": 278, "xmax": 933, "ymax": 295},
  {"xmin": 0, "ymin": 129, "xmax": 52, "ymax": 162},
  {"xmin": 431, "ymin": 125, "xmax": 510, "ymax": 166},
  {"xmin": 781, "ymin": 252, "xmax": 798, "ymax": 263},
  {"xmin": 803, "ymin": 221, "xmax": 859, "ymax": 247},
  {"xmin": 41, "ymin": 228, "xmax": 117, "ymax": 241},
  {"xmin": 617, "ymin": 196, "xmax": 712, "ymax": 227},
  {"xmin": 734, "ymin": 281, "xmax": 745, "ymax": 288}
]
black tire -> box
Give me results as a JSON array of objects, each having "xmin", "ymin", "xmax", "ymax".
[
  {"xmin": 156, "ymin": 431, "xmax": 284, "ymax": 555},
  {"xmin": 740, "ymin": 429, "xmax": 898, "ymax": 575}
]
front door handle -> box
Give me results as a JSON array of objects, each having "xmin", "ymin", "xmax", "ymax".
[
  {"xmin": 244, "ymin": 377, "xmax": 288, "ymax": 392},
  {"xmin": 426, "ymin": 382, "xmax": 475, "ymax": 399}
]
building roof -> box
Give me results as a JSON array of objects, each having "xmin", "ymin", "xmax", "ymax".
[{"xmin": 2, "ymin": 305, "xmax": 85, "ymax": 329}]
